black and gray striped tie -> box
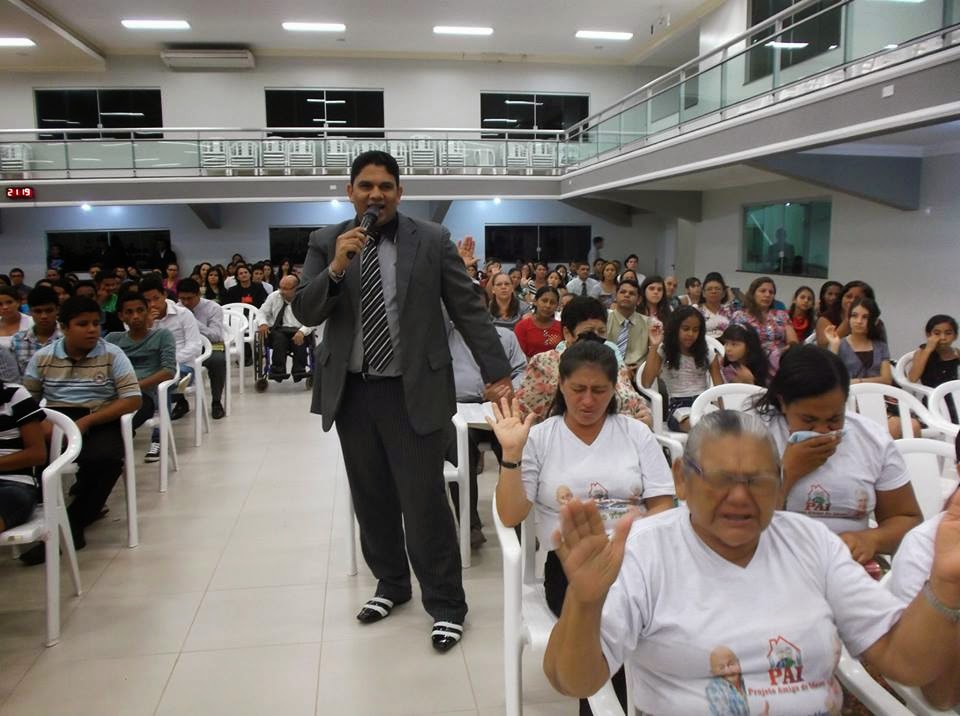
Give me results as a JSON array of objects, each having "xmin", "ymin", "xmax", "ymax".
[{"xmin": 360, "ymin": 235, "xmax": 394, "ymax": 373}]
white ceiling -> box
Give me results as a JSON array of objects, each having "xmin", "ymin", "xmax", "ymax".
[
  {"xmin": 2, "ymin": 0, "xmax": 716, "ymax": 70},
  {"xmin": 805, "ymin": 120, "xmax": 960, "ymax": 158}
]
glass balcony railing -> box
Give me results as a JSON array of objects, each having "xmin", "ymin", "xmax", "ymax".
[
  {"xmin": 563, "ymin": 0, "xmax": 960, "ymax": 165},
  {"xmin": 0, "ymin": 0, "xmax": 956, "ymax": 182}
]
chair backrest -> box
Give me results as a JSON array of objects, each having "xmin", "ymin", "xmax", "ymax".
[
  {"xmin": 804, "ymin": 331, "xmax": 818, "ymax": 345},
  {"xmin": 222, "ymin": 303, "xmax": 260, "ymax": 338},
  {"xmin": 892, "ymin": 351, "xmax": 933, "ymax": 401},
  {"xmin": 196, "ymin": 335, "xmax": 213, "ymax": 366},
  {"xmin": 40, "ymin": 409, "xmax": 83, "ymax": 503},
  {"xmin": 894, "ymin": 438, "xmax": 957, "ymax": 519},
  {"xmin": 222, "ymin": 311, "xmax": 248, "ymax": 341},
  {"xmin": 689, "ymin": 384, "xmax": 765, "ymax": 426},
  {"xmin": 706, "ymin": 335, "xmax": 725, "ymax": 359},
  {"xmin": 928, "ymin": 379, "xmax": 960, "ymax": 425},
  {"xmin": 847, "ymin": 384, "xmax": 931, "ymax": 438}
]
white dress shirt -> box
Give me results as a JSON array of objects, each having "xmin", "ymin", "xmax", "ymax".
[
  {"xmin": 154, "ymin": 299, "xmax": 202, "ymax": 365},
  {"xmin": 257, "ymin": 290, "xmax": 314, "ymax": 336}
]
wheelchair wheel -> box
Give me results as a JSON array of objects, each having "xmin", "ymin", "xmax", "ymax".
[{"xmin": 253, "ymin": 331, "xmax": 267, "ymax": 384}]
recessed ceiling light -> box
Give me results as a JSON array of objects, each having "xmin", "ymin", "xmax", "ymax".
[
  {"xmin": 766, "ymin": 41, "xmax": 809, "ymax": 49},
  {"xmin": 493, "ymin": 197, "xmax": 502, "ymax": 205},
  {"xmin": 122, "ymin": 19, "xmax": 190, "ymax": 30},
  {"xmin": 80, "ymin": 203, "xmax": 92, "ymax": 211},
  {"xmin": 282, "ymin": 22, "xmax": 346, "ymax": 32},
  {"xmin": 575, "ymin": 30, "xmax": 633, "ymax": 41},
  {"xmin": 433, "ymin": 26, "xmax": 494, "ymax": 36},
  {"xmin": 331, "ymin": 199, "xmax": 341, "ymax": 206},
  {"xmin": 0, "ymin": 37, "xmax": 35, "ymax": 47}
]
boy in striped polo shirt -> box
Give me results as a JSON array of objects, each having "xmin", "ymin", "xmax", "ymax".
[{"xmin": 20, "ymin": 296, "xmax": 141, "ymax": 564}]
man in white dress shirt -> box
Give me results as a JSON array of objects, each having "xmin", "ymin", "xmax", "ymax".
[
  {"xmin": 566, "ymin": 262, "xmax": 602, "ymax": 299},
  {"xmin": 257, "ymin": 275, "xmax": 312, "ymax": 381}
]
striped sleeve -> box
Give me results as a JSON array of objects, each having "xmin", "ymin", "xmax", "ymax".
[
  {"xmin": 10, "ymin": 385, "xmax": 44, "ymax": 426},
  {"xmin": 22, "ymin": 353, "xmax": 43, "ymax": 401},
  {"xmin": 110, "ymin": 349, "xmax": 142, "ymax": 400}
]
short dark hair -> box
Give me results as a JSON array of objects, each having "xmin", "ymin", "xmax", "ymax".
[
  {"xmin": 139, "ymin": 276, "xmax": 166, "ymax": 296},
  {"xmin": 926, "ymin": 314, "xmax": 958, "ymax": 334},
  {"xmin": 754, "ymin": 345, "xmax": 849, "ymax": 415},
  {"xmin": 95, "ymin": 271, "xmax": 119, "ymax": 286},
  {"xmin": 617, "ymin": 278, "xmax": 640, "ymax": 293},
  {"xmin": 59, "ymin": 296, "xmax": 102, "ymax": 326},
  {"xmin": 592, "ymin": 236, "xmax": 604, "ymax": 246},
  {"xmin": 73, "ymin": 279, "xmax": 97, "ymax": 294},
  {"xmin": 0, "ymin": 285, "xmax": 19, "ymax": 302},
  {"xmin": 54, "ymin": 279, "xmax": 74, "ymax": 296},
  {"xmin": 117, "ymin": 291, "xmax": 147, "ymax": 311},
  {"xmin": 177, "ymin": 278, "xmax": 200, "ymax": 295},
  {"xmin": 26, "ymin": 286, "xmax": 58, "ymax": 309},
  {"xmin": 549, "ymin": 340, "xmax": 619, "ymax": 418},
  {"xmin": 685, "ymin": 276, "xmax": 701, "ymax": 289},
  {"xmin": 560, "ymin": 296, "xmax": 607, "ymax": 334},
  {"xmin": 9, "ymin": 267, "xmax": 24, "ymax": 276},
  {"xmin": 350, "ymin": 150, "xmax": 401, "ymax": 186}
]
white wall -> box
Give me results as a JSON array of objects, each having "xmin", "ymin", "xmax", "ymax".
[
  {"xmin": 0, "ymin": 55, "xmax": 653, "ymax": 130},
  {"xmin": 689, "ymin": 153, "xmax": 960, "ymax": 356}
]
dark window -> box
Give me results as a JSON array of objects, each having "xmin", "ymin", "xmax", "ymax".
[
  {"xmin": 484, "ymin": 225, "xmax": 591, "ymax": 263},
  {"xmin": 34, "ymin": 88, "xmax": 163, "ymax": 140},
  {"xmin": 47, "ymin": 229, "xmax": 171, "ymax": 273},
  {"xmin": 480, "ymin": 92, "xmax": 588, "ymax": 139},
  {"xmin": 746, "ymin": 0, "xmax": 842, "ymax": 83},
  {"xmin": 741, "ymin": 199, "xmax": 831, "ymax": 278},
  {"xmin": 265, "ymin": 89, "xmax": 384, "ymax": 138},
  {"xmin": 269, "ymin": 226, "xmax": 322, "ymax": 266}
]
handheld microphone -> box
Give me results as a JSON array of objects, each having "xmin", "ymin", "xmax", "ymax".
[{"xmin": 347, "ymin": 205, "xmax": 383, "ymax": 260}]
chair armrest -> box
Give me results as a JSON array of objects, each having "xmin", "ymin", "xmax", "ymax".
[{"xmin": 836, "ymin": 647, "xmax": 913, "ymax": 716}]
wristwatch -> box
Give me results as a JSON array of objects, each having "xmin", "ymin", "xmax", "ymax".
[
  {"xmin": 923, "ymin": 580, "xmax": 960, "ymax": 623},
  {"xmin": 500, "ymin": 459, "xmax": 521, "ymax": 470},
  {"xmin": 329, "ymin": 267, "xmax": 346, "ymax": 282}
]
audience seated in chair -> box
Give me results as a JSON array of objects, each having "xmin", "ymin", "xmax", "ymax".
[
  {"xmin": 177, "ymin": 279, "xmax": 227, "ymax": 419},
  {"xmin": 10, "ymin": 286, "xmax": 61, "ymax": 377},
  {"xmin": 515, "ymin": 296, "xmax": 651, "ymax": 427},
  {"xmin": 140, "ymin": 276, "xmax": 202, "ymax": 422},
  {"xmin": 20, "ymin": 296, "xmax": 141, "ymax": 564},
  {"xmin": 0, "ymin": 380, "xmax": 47, "ymax": 533},
  {"xmin": 256, "ymin": 275, "xmax": 312, "ymax": 382},
  {"xmin": 105, "ymin": 291, "xmax": 177, "ymax": 463}
]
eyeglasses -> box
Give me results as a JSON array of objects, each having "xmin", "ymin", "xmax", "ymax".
[{"xmin": 682, "ymin": 456, "xmax": 780, "ymax": 497}]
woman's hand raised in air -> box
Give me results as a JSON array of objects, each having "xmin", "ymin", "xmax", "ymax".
[{"xmin": 486, "ymin": 397, "xmax": 536, "ymax": 457}]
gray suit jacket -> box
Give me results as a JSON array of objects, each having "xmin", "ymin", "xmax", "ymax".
[{"xmin": 292, "ymin": 213, "xmax": 512, "ymax": 435}]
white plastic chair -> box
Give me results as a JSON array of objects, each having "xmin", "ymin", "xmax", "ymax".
[
  {"xmin": 199, "ymin": 140, "xmax": 227, "ymax": 174},
  {"xmin": 0, "ymin": 143, "xmax": 32, "ymax": 172},
  {"xmin": 847, "ymin": 384, "xmax": 957, "ymax": 440},
  {"xmin": 223, "ymin": 311, "xmax": 248, "ymax": 405},
  {"xmin": 228, "ymin": 140, "xmax": 259, "ymax": 174},
  {"xmin": 440, "ymin": 140, "xmax": 467, "ymax": 168},
  {"xmin": 530, "ymin": 142, "xmax": 557, "ymax": 169},
  {"xmin": 324, "ymin": 139, "xmax": 351, "ymax": 169},
  {"xmin": 222, "ymin": 303, "xmax": 260, "ymax": 395},
  {"xmin": 928, "ymin": 379, "xmax": 960, "ymax": 427},
  {"xmin": 409, "ymin": 136, "xmax": 437, "ymax": 169},
  {"xmin": 261, "ymin": 140, "xmax": 287, "ymax": 174},
  {"xmin": 286, "ymin": 139, "xmax": 316, "ymax": 174},
  {"xmin": 893, "ymin": 351, "xmax": 933, "ymax": 402},
  {"xmin": 351, "ymin": 140, "xmax": 387, "ymax": 159},
  {"xmin": 387, "ymin": 140, "xmax": 409, "ymax": 168},
  {"xmin": 836, "ymin": 644, "xmax": 914, "ymax": 716},
  {"xmin": 187, "ymin": 336, "xmax": 213, "ymax": 447},
  {"xmin": 493, "ymin": 496, "xmax": 628, "ymax": 716},
  {"xmin": 152, "ymin": 368, "xmax": 180, "ymax": 494},
  {"xmin": 0, "ymin": 408, "xmax": 82, "ymax": 646},
  {"xmin": 119, "ymin": 413, "xmax": 139, "ymax": 547},
  {"xmin": 688, "ymin": 384, "xmax": 765, "ymax": 427},
  {"xmin": 506, "ymin": 142, "xmax": 530, "ymax": 170},
  {"xmin": 894, "ymin": 438, "xmax": 958, "ymax": 518},
  {"xmin": 342, "ymin": 413, "xmax": 473, "ymax": 574}
]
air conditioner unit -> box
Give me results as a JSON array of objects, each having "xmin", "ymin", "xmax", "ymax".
[{"xmin": 160, "ymin": 48, "xmax": 255, "ymax": 70}]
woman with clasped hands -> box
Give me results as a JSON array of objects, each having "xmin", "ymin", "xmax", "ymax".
[
  {"xmin": 543, "ymin": 410, "xmax": 960, "ymax": 715},
  {"xmin": 489, "ymin": 339, "xmax": 675, "ymax": 715}
]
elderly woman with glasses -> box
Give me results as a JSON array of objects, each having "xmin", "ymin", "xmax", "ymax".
[{"xmin": 543, "ymin": 410, "xmax": 960, "ymax": 715}]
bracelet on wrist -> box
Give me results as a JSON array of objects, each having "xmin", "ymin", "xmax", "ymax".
[
  {"xmin": 500, "ymin": 459, "xmax": 521, "ymax": 470},
  {"xmin": 923, "ymin": 580, "xmax": 960, "ymax": 623}
]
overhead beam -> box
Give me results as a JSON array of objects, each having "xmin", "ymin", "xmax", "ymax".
[
  {"xmin": 428, "ymin": 200, "xmax": 452, "ymax": 224},
  {"xmin": 560, "ymin": 197, "xmax": 633, "ymax": 227},
  {"xmin": 749, "ymin": 153, "xmax": 922, "ymax": 210},
  {"xmin": 6, "ymin": 0, "xmax": 106, "ymax": 68},
  {"xmin": 188, "ymin": 203, "xmax": 222, "ymax": 229},
  {"xmin": 609, "ymin": 190, "xmax": 703, "ymax": 222}
]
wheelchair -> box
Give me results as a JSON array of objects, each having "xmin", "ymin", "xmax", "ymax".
[{"xmin": 253, "ymin": 329, "xmax": 314, "ymax": 392}]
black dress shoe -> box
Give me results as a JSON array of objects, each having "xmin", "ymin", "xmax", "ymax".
[
  {"xmin": 211, "ymin": 401, "xmax": 225, "ymax": 420},
  {"xmin": 170, "ymin": 401, "xmax": 190, "ymax": 421},
  {"xmin": 431, "ymin": 621, "xmax": 463, "ymax": 653},
  {"xmin": 291, "ymin": 372, "xmax": 310, "ymax": 383},
  {"xmin": 356, "ymin": 595, "xmax": 409, "ymax": 623},
  {"xmin": 19, "ymin": 529, "xmax": 85, "ymax": 566}
]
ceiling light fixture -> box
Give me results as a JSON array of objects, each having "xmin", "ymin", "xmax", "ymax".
[
  {"xmin": 766, "ymin": 41, "xmax": 809, "ymax": 49},
  {"xmin": 121, "ymin": 19, "xmax": 190, "ymax": 30},
  {"xmin": 433, "ymin": 26, "xmax": 494, "ymax": 36},
  {"xmin": 885, "ymin": 43, "xmax": 899, "ymax": 49},
  {"xmin": 493, "ymin": 197, "xmax": 502, "ymax": 205},
  {"xmin": 483, "ymin": 118, "xmax": 519, "ymax": 123},
  {"xmin": 504, "ymin": 100, "xmax": 543, "ymax": 106},
  {"xmin": 282, "ymin": 22, "xmax": 346, "ymax": 32},
  {"xmin": 80, "ymin": 203, "xmax": 92, "ymax": 211},
  {"xmin": 575, "ymin": 30, "xmax": 633, "ymax": 40},
  {"xmin": 0, "ymin": 37, "xmax": 36, "ymax": 47}
]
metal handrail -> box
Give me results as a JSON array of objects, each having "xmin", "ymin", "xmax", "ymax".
[
  {"xmin": 0, "ymin": 126, "xmax": 564, "ymax": 138},
  {"xmin": 565, "ymin": 0, "xmax": 849, "ymax": 136}
]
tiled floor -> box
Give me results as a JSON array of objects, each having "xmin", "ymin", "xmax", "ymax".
[{"xmin": 0, "ymin": 381, "xmax": 576, "ymax": 715}]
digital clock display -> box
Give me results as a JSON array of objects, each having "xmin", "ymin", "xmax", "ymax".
[{"xmin": 5, "ymin": 186, "xmax": 35, "ymax": 200}]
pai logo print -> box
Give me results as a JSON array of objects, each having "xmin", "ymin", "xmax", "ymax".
[
  {"xmin": 767, "ymin": 636, "xmax": 804, "ymax": 686},
  {"xmin": 804, "ymin": 484, "xmax": 830, "ymax": 513}
]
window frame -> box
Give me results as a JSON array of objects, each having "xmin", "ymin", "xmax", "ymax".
[
  {"xmin": 46, "ymin": 228, "xmax": 172, "ymax": 273},
  {"xmin": 483, "ymin": 223, "xmax": 592, "ymax": 264},
  {"xmin": 738, "ymin": 197, "xmax": 832, "ymax": 279},
  {"xmin": 264, "ymin": 87, "xmax": 385, "ymax": 139},
  {"xmin": 33, "ymin": 87, "xmax": 164, "ymax": 140},
  {"xmin": 479, "ymin": 91, "xmax": 589, "ymax": 139},
  {"xmin": 268, "ymin": 225, "xmax": 325, "ymax": 266}
]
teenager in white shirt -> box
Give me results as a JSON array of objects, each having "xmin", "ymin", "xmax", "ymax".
[
  {"xmin": 489, "ymin": 339, "xmax": 675, "ymax": 715},
  {"xmin": 755, "ymin": 345, "xmax": 922, "ymax": 568},
  {"xmin": 543, "ymin": 410, "xmax": 960, "ymax": 715}
]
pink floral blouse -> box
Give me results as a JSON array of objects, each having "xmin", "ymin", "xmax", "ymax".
[{"xmin": 732, "ymin": 308, "xmax": 791, "ymax": 376}]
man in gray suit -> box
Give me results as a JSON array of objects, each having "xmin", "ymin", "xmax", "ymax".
[{"xmin": 292, "ymin": 151, "xmax": 513, "ymax": 653}]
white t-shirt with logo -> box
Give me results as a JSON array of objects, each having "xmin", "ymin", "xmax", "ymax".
[
  {"xmin": 600, "ymin": 506, "xmax": 904, "ymax": 716},
  {"xmin": 520, "ymin": 414, "xmax": 675, "ymax": 548},
  {"xmin": 888, "ymin": 512, "xmax": 941, "ymax": 604},
  {"xmin": 767, "ymin": 411, "xmax": 911, "ymax": 534}
]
